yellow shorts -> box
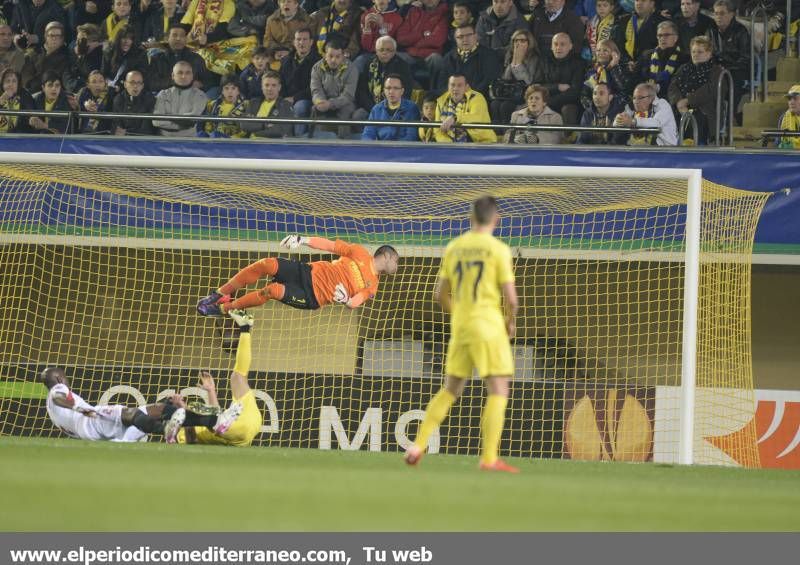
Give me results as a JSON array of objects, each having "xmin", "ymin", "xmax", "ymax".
[
  {"xmin": 445, "ymin": 336, "xmax": 514, "ymax": 379},
  {"xmin": 189, "ymin": 390, "xmax": 263, "ymax": 447}
]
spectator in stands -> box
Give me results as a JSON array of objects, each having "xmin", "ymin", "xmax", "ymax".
[
  {"xmin": 0, "ymin": 24, "xmax": 27, "ymax": 75},
  {"xmin": 357, "ymin": 0, "xmax": 402, "ymax": 72},
  {"xmin": 539, "ymin": 32, "xmax": 585, "ymax": 125},
  {"xmin": 101, "ymin": 0, "xmax": 137, "ymax": 43},
  {"xmin": 476, "ymin": 0, "xmax": 528, "ymax": 55},
  {"xmin": 635, "ymin": 20, "xmax": 688, "ymax": 98},
  {"xmin": 142, "ymin": 0, "xmax": 186, "ymax": 44},
  {"xmin": 354, "ymin": 36, "xmax": 412, "ymax": 120},
  {"xmin": 395, "ymin": 0, "xmax": 449, "ymax": 87},
  {"xmin": 668, "ymin": 36, "xmax": 723, "ymax": 144},
  {"xmin": 612, "ymin": 0, "xmax": 663, "ymax": 60},
  {"xmin": 228, "ymin": 0, "xmax": 274, "ymax": 39},
  {"xmin": 77, "ymin": 68, "xmax": 114, "ymax": 133},
  {"xmin": 776, "ymin": 85, "xmax": 800, "ymax": 149},
  {"xmin": 72, "ymin": 0, "xmax": 112, "ymax": 30},
  {"xmin": 11, "ymin": 0, "xmax": 67, "ymax": 51},
  {"xmin": 437, "ymin": 22, "xmax": 501, "ymax": 99},
  {"xmin": 72, "ymin": 23, "xmax": 103, "ymax": 91},
  {"xmin": 112, "ymin": 69, "xmax": 156, "ymax": 135},
  {"xmin": 309, "ymin": 37, "xmax": 358, "ymax": 138},
  {"xmin": 240, "ymin": 46, "xmax": 271, "ymax": 99},
  {"xmin": 22, "ymin": 21, "xmax": 75, "ymax": 91},
  {"xmin": 197, "ymin": 73, "xmax": 248, "ymax": 137},
  {"xmin": 504, "ymin": 84, "xmax": 563, "ymax": 144},
  {"xmin": 152, "ymin": 60, "xmax": 208, "ymax": 136},
  {"xmin": 361, "ymin": 73, "xmax": 420, "ymax": 141},
  {"xmin": 586, "ymin": 0, "xmax": 616, "ymax": 58},
  {"xmin": 309, "ymin": 0, "xmax": 361, "ymax": 59},
  {"xmin": 706, "ymin": 0, "xmax": 749, "ymax": 113},
  {"xmin": 582, "ymin": 38, "xmax": 634, "ymax": 108},
  {"xmin": 529, "ymin": 0, "xmax": 586, "ymax": 57},
  {"xmin": 148, "ymin": 23, "xmax": 211, "ymax": 93},
  {"xmin": 675, "ymin": 0, "xmax": 713, "ymax": 52},
  {"xmin": 577, "ymin": 82, "xmax": 623, "ymax": 144},
  {"xmin": 490, "ymin": 28, "xmax": 542, "ymax": 125},
  {"xmin": 280, "ymin": 27, "xmax": 318, "ymax": 135},
  {"xmin": 613, "ymin": 81, "xmax": 677, "ymax": 145},
  {"xmin": 102, "ymin": 25, "xmax": 148, "ymax": 93},
  {"xmin": 434, "ymin": 73, "xmax": 496, "ymax": 143},
  {"xmin": 241, "ymin": 69, "xmax": 294, "ymax": 137},
  {"xmin": 29, "ymin": 69, "xmax": 75, "ymax": 134},
  {"xmin": 0, "ymin": 68, "xmax": 35, "ymax": 133},
  {"xmin": 418, "ymin": 90, "xmax": 437, "ymax": 142},
  {"xmin": 446, "ymin": 2, "xmax": 474, "ymax": 53},
  {"xmin": 264, "ymin": 0, "xmax": 310, "ymax": 51}
]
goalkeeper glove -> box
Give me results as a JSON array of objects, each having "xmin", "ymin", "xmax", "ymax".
[
  {"xmin": 333, "ymin": 283, "xmax": 350, "ymax": 305},
  {"xmin": 280, "ymin": 235, "xmax": 308, "ymax": 250},
  {"xmin": 227, "ymin": 309, "xmax": 254, "ymax": 332}
]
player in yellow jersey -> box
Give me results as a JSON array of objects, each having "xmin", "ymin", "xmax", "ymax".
[
  {"xmin": 405, "ymin": 195, "xmax": 520, "ymax": 473},
  {"xmin": 171, "ymin": 309, "xmax": 263, "ymax": 447}
]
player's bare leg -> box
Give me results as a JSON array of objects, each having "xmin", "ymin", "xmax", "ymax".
[
  {"xmin": 478, "ymin": 376, "xmax": 518, "ymax": 474},
  {"xmin": 405, "ymin": 376, "xmax": 465, "ymax": 466}
]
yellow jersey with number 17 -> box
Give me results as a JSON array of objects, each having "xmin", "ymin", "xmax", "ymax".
[{"xmin": 439, "ymin": 231, "xmax": 515, "ymax": 344}]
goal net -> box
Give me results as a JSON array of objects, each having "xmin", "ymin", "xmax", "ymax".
[{"xmin": 0, "ymin": 154, "xmax": 770, "ymax": 466}]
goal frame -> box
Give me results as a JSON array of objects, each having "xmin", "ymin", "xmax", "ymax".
[{"xmin": 0, "ymin": 152, "xmax": 703, "ymax": 465}]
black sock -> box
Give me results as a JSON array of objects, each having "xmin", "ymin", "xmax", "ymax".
[
  {"xmin": 183, "ymin": 411, "xmax": 217, "ymax": 427},
  {"xmin": 132, "ymin": 410, "xmax": 164, "ymax": 434}
]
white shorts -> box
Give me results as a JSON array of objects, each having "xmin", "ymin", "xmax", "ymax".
[{"xmin": 76, "ymin": 405, "xmax": 129, "ymax": 441}]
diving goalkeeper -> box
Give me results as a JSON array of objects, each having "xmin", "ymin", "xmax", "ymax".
[{"xmin": 197, "ymin": 235, "xmax": 399, "ymax": 315}]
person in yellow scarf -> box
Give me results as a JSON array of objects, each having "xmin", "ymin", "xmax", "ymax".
[
  {"xmin": 434, "ymin": 73, "xmax": 496, "ymax": 143},
  {"xmin": 102, "ymin": 0, "xmax": 133, "ymax": 43},
  {"xmin": 182, "ymin": 0, "xmax": 257, "ymax": 75},
  {"xmin": 197, "ymin": 73, "xmax": 248, "ymax": 137},
  {"xmin": 777, "ymin": 85, "xmax": 800, "ymax": 149}
]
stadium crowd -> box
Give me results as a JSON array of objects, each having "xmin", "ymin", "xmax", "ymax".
[{"xmin": 0, "ymin": 0, "xmax": 797, "ymax": 146}]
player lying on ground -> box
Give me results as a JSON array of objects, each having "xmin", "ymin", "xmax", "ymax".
[
  {"xmin": 42, "ymin": 369, "xmax": 242, "ymax": 443},
  {"xmin": 196, "ymin": 236, "xmax": 399, "ymax": 315},
  {"xmin": 405, "ymin": 196, "xmax": 520, "ymax": 473},
  {"xmin": 170, "ymin": 309, "xmax": 263, "ymax": 447}
]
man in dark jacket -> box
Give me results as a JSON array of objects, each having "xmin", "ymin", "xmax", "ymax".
[
  {"xmin": 241, "ymin": 70, "xmax": 294, "ymax": 138},
  {"xmin": 540, "ymin": 32, "xmax": 585, "ymax": 124},
  {"xmin": 437, "ymin": 22, "xmax": 501, "ymax": 98},
  {"xmin": 706, "ymin": 0, "xmax": 749, "ymax": 98},
  {"xmin": 11, "ymin": 0, "xmax": 67, "ymax": 49},
  {"xmin": 529, "ymin": 0, "xmax": 585, "ymax": 57},
  {"xmin": 354, "ymin": 36, "xmax": 412, "ymax": 121},
  {"xmin": 228, "ymin": 0, "xmax": 275, "ymax": 38},
  {"xmin": 612, "ymin": 0, "xmax": 664, "ymax": 60},
  {"xmin": 279, "ymin": 27, "xmax": 319, "ymax": 135},
  {"xmin": 112, "ymin": 69, "xmax": 156, "ymax": 135},
  {"xmin": 675, "ymin": 0, "xmax": 713, "ymax": 52},
  {"xmin": 147, "ymin": 23, "xmax": 213, "ymax": 93},
  {"xmin": 577, "ymin": 82, "xmax": 624, "ymax": 144},
  {"xmin": 635, "ymin": 20, "xmax": 689, "ymax": 97},
  {"xmin": 476, "ymin": 0, "xmax": 528, "ymax": 55}
]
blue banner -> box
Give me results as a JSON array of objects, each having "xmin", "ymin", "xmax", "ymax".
[{"xmin": 0, "ymin": 137, "xmax": 797, "ymax": 247}]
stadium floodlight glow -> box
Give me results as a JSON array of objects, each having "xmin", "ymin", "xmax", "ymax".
[{"xmin": 0, "ymin": 153, "xmax": 768, "ymax": 467}]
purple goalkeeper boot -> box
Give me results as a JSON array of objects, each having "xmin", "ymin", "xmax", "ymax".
[{"xmin": 197, "ymin": 291, "xmax": 229, "ymax": 316}]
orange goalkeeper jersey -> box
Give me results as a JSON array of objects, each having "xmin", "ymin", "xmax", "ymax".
[{"xmin": 310, "ymin": 239, "xmax": 379, "ymax": 307}]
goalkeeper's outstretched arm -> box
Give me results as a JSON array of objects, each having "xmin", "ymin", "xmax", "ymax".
[{"xmin": 280, "ymin": 235, "xmax": 341, "ymax": 254}]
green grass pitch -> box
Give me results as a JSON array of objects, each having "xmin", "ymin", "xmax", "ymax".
[{"xmin": 1, "ymin": 437, "xmax": 798, "ymax": 532}]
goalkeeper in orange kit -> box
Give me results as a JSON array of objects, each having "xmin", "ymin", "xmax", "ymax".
[{"xmin": 197, "ymin": 235, "xmax": 400, "ymax": 315}]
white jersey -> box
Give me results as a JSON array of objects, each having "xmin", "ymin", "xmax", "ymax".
[{"xmin": 45, "ymin": 383, "xmax": 135, "ymax": 441}]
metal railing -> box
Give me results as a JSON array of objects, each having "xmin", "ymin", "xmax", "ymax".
[
  {"xmin": 679, "ymin": 111, "xmax": 700, "ymax": 145},
  {"xmin": 716, "ymin": 68, "xmax": 735, "ymax": 146},
  {"xmin": 0, "ymin": 108, "xmax": 660, "ymax": 138},
  {"xmin": 751, "ymin": 5, "xmax": 770, "ymax": 102},
  {"xmin": 786, "ymin": 0, "xmax": 795, "ymax": 57}
]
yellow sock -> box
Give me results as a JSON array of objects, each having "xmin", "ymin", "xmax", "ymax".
[
  {"xmin": 480, "ymin": 394, "xmax": 508, "ymax": 465},
  {"xmin": 233, "ymin": 333, "xmax": 252, "ymax": 376},
  {"xmin": 413, "ymin": 389, "xmax": 456, "ymax": 451}
]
